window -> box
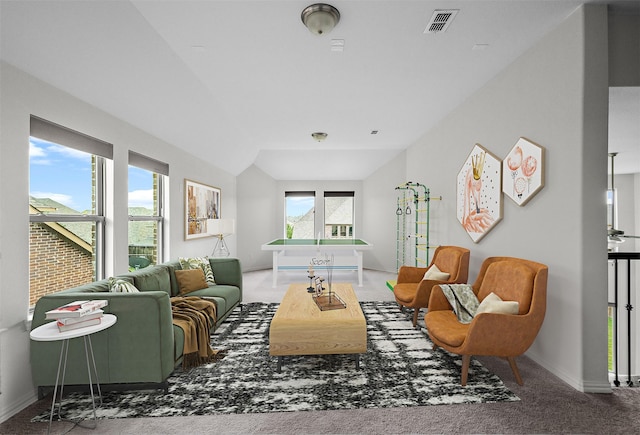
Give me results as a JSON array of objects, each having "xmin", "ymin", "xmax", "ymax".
[
  {"xmin": 29, "ymin": 116, "xmax": 112, "ymax": 307},
  {"xmin": 285, "ymin": 191, "xmax": 315, "ymax": 239},
  {"xmin": 128, "ymin": 151, "xmax": 168, "ymax": 270},
  {"xmin": 324, "ymin": 191, "xmax": 354, "ymax": 239}
]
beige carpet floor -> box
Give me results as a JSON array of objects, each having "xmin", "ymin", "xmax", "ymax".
[{"xmin": 3, "ymin": 268, "xmax": 639, "ymax": 434}]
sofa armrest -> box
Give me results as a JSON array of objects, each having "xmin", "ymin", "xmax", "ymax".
[
  {"xmin": 31, "ymin": 291, "xmax": 176, "ymax": 387},
  {"xmin": 209, "ymin": 257, "xmax": 243, "ymax": 300}
]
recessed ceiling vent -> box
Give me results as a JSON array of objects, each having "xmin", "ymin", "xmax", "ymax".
[{"xmin": 424, "ymin": 9, "xmax": 459, "ymax": 34}]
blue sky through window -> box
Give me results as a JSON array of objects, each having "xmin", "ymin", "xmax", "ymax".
[
  {"xmin": 29, "ymin": 137, "xmax": 153, "ymax": 212},
  {"xmin": 286, "ymin": 196, "xmax": 314, "ymax": 217},
  {"xmin": 128, "ymin": 165, "xmax": 154, "ymax": 209}
]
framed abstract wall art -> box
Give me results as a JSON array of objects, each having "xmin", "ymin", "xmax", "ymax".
[
  {"xmin": 185, "ymin": 179, "xmax": 220, "ymax": 240},
  {"xmin": 456, "ymin": 144, "xmax": 503, "ymax": 243},
  {"xmin": 502, "ymin": 137, "xmax": 545, "ymax": 206}
]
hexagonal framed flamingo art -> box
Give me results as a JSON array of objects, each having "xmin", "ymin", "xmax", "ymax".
[
  {"xmin": 456, "ymin": 143, "xmax": 503, "ymax": 243},
  {"xmin": 502, "ymin": 137, "xmax": 545, "ymax": 206}
]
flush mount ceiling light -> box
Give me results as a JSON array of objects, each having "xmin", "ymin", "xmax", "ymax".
[
  {"xmin": 311, "ymin": 132, "xmax": 328, "ymax": 142},
  {"xmin": 301, "ymin": 4, "xmax": 340, "ymax": 35}
]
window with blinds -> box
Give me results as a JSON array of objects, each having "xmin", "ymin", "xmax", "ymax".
[
  {"xmin": 128, "ymin": 151, "xmax": 168, "ymax": 270},
  {"xmin": 324, "ymin": 191, "xmax": 354, "ymax": 239},
  {"xmin": 29, "ymin": 116, "xmax": 111, "ymax": 307},
  {"xmin": 285, "ymin": 191, "xmax": 315, "ymax": 239}
]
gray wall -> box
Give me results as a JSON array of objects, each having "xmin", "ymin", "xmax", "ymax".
[
  {"xmin": 381, "ymin": 5, "xmax": 610, "ymax": 392},
  {"xmin": 235, "ymin": 5, "xmax": 620, "ymax": 394},
  {"xmin": 237, "ymin": 156, "xmax": 407, "ymax": 274},
  {"xmin": 0, "ymin": 61, "xmax": 237, "ymax": 420},
  {"xmin": 1, "ymin": 2, "xmax": 636, "ymax": 424},
  {"xmin": 236, "ymin": 164, "xmax": 278, "ymax": 271},
  {"xmin": 273, "ymin": 180, "xmax": 364, "ymax": 244},
  {"xmin": 609, "ymin": 12, "xmax": 640, "ymax": 87},
  {"xmin": 236, "ymin": 172, "xmax": 366, "ymax": 273},
  {"xmin": 362, "ymin": 151, "xmax": 407, "ymax": 272}
]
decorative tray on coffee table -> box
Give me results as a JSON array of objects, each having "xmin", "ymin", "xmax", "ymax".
[{"xmin": 313, "ymin": 293, "xmax": 346, "ymax": 311}]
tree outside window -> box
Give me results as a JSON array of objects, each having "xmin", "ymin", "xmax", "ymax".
[{"xmin": 128, "ymin": 155, "xmax": 166, "ymax": 270}]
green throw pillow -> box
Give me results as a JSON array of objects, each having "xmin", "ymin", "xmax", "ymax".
[
  {"xmin": 178, "ymin": 256, "xmax": 216, "ymax": 286},
  {"xmin": 108, "ymin": 277, "xmax": 140, "ymax": 293}
]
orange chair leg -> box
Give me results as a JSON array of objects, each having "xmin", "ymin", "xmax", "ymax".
[
  {"xmin": 461, "ymin": 354, "xmax": 471, "ymax": 386},
  {"xmin": 412, "ymin": 308, "xmax": 419, "ymax": 327},
  {"xmin": 507, "ymin": 357, "xmax": 524, "ymax": 385}
]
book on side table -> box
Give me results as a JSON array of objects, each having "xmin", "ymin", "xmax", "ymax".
[
  {"xmin": 45, "ymin": 300, "xmax": 108, "ymax": 332},
  {"xmin": 56, "ymin": 310, "xmax": 104, "ymax": 331},
  {"xmin": 45, "ymin": 300, "xmax": 108, "ymax": 319}
]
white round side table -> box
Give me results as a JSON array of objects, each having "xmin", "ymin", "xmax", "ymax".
[{"xmin": 30, "ymin": 314, "xmax": 117, "ymax": 434}]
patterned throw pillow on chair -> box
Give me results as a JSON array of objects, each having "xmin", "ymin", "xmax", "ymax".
[
  {"xmin": 108, "ymin": 277, "xmax": 140, "ymax": 293},
  {"xmin": 178, "ymin": 256, "xmax": 216, "ymax": 286}
]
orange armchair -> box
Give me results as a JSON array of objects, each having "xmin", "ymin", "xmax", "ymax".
[
  {"xmin": 425, "ymin": 256, "xmax": 548, "ymax": 386},
  {"xmin": 393, "ymin": 246, "xmax": 470, "ymax": 327}
]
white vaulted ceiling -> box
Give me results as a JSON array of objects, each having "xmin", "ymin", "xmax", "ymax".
[{"xmin": 1, "ymin": 1, "xmax": 638, "ymax": 179}]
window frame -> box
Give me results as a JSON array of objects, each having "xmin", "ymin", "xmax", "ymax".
[
  {"xmin": 284, "ymin": 191, "xmax": 316, "ymax": 239},
  {"xmin": 323, "ymin": 191, "xmax": 355, "ymax": 239},
  {"xmin": 127, "ymin": 161, "xmax": 166, "ymax": 267},
  {"xmin": 29, "ymin": 116, "xmax": 112, "ymax": 306}
]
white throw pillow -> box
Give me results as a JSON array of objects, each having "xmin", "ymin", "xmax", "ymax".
[
  {"xmin": 179, "ymin": 256, "xmax": 216, "ymax": 286},
  {"xmin": 476, "ymin": 292, "xmax": 519, "ymax": 315},
  {"xmin": 108, "ymin": 278, "xmax": 140, "ymax": 293},
  {"xmin": 422, "ymin": 264, "xmax": 450, "ymax": 281}
]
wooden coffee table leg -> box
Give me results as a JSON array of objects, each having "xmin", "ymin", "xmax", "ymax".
[
  {"xmin": 355, "ymin": 354, "xmax": 360, "ymax": 369},
  {"xmin": 277, "ymin": 356, "xmax": 283, "ymax": 373}
]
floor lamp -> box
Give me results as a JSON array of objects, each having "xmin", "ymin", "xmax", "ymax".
[{"xmin": 207, "ymin": 219, "xmax": 235, "ymax": 257}]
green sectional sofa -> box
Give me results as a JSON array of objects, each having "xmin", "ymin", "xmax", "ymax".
[{"xmin": 30, "ymin": 257, "xmax": 242, "ymax": 397}]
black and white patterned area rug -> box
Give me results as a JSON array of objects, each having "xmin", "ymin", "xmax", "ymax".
[{"xmin": 33, "ymin": 301, "xmax": 518, "ymax": 421}]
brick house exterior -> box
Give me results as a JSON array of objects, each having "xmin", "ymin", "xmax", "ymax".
[
  {"xmin": 29, "ymin": 222, "xmax": 94, "ymax": 306},
  {"xmin": 28, "ymin": 169, "xmax": 161, "ymax": 306}
]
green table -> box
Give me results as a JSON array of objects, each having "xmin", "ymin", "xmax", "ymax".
[{"xmin": 261, "ymin": 238, "xmax": 373, "ymax": 287}]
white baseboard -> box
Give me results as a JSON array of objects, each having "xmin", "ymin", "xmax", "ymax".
[
  {"xmin": 0, "ymin": 389, "xmax": 38, "ymax": 424},
  {"xmin": 525, "ymin": 350, "xmax": 613, "ymax": 393}
]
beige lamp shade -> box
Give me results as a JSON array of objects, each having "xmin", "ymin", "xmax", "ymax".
[{"xmin": 207, "ymin": 219, "xmax": 235, "ymax": 236}]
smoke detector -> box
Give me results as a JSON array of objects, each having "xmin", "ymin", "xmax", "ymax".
[{"xmin": 424, "ymin": 9, "xmax": 459, "ymax": 33}]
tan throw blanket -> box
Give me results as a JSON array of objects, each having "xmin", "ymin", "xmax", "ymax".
[{"xmin": 171, "ymin": 296, "xmax": 221, "ymax": 368}]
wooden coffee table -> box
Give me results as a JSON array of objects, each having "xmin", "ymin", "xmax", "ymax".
[{"xmin": 269, "ymin": 283, "xmax": 367, "ymax": 372}]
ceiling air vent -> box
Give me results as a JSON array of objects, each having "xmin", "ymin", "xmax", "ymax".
[{"xmin": 424, "ymin": 9, "xmax": 459, "ymax": 34}]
